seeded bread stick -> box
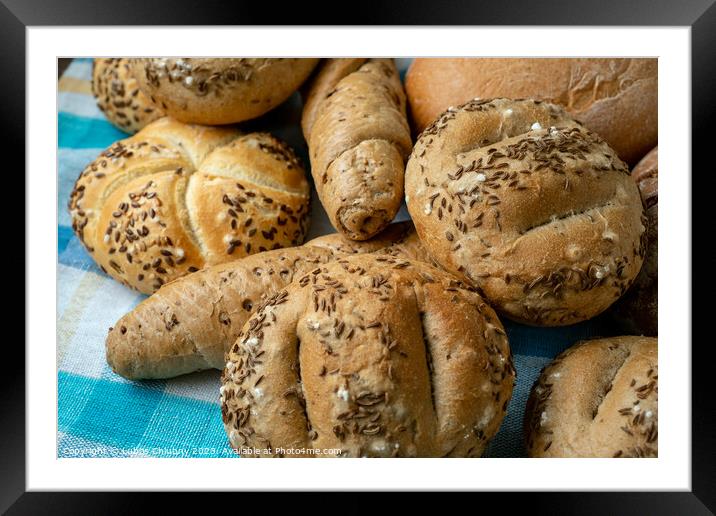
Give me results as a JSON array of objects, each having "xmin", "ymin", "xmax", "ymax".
[
  {"xmin": 106, "ymin": 222, "xmax": 430, "ymax": 380},
  {"xmin": 301, "ymin": 59, "xmax": 412, "ymax": 241}
]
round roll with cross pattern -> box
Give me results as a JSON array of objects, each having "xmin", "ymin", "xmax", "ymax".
[
  {"xmin": 92, "ymin": 58, "xmax": 165, "ymax": 134},
  {"xmin": 405, "ymin": 98, "xmax": 647, "ymax": 326},
  {"xmin": 68, "ymin": 117, "xmax": 311, "ymax": 294},
  {"xmin": 131, "ymin": 58, "xmax": 319, "ymax": 125},
  {"xmin": 220, "ymin": 254, "xmax": 515, "ymax": 458},
  {"xmin": 524, "ymin": 336, "xmax": 658, "ymax": 457}
]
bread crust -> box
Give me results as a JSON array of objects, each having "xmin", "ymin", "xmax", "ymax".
[
  {"xmin": 404, "ymin": 98, "xmax": 647, "ymax": 326},
  {"xmin": 524, "ymin": 336, "xmax": 657, "ymax": 457},
  {"xmin": 301, "ymin": 59, "xmax": 412, "ymax": 240},
  {"xmin": 106, "ymin": 222, "xmax": 432, "ymax": 379},
  {"xmin": 69, "ymin": 117, "xmax": 310, "ymax": 294},
  {"xmin": 221, "ymin": 254, "xmax": 514, "ymax": 457},
  {"xmin": 130, "ymin": 58, "xmax": 318, "ymax": 125},
  {"xmin": 405, "ymin": 58, "xmax": 657, "ymax": 164},
  {"xmin": 610, "ymin": 147, "xmax": 658, "ymax": 335},
  {"xmin": 92, "ymin": 58, "xmax": 164, "ymax": 133}
]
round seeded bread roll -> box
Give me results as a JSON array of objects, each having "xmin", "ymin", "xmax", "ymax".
[
  {"xmin": 92, "ymin": 58, "xmax": 164, "ymax": 133},
  {"xmin": 68, "ymin": 117, "xmax": 310, "ymax": 294},
  {"xmin": 221, "ymin": 254, "xmax": 515, "ymax": 457},
  {"xmin": 405, "ymin": 58, "xmax": 657, "ymax": 164},
  {"xmin": 524, "ymin": 336, "xmax": 657, "ymax": 458},
  {"xmin": 130, "ymin": 58, "xmax": 319, "ymax": 125},
  {"xmin": 610, "ymin": 147, "xmax": 658, "ymax": 336},
  {"xmin": 404, "ymin": 98, "xmax": 647, "ymax": 326}
]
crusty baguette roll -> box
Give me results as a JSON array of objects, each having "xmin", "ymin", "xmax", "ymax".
[
  {"xmin": 611, "ymin": 147, "xmax": 658, "ymax": 336},
  {"xmin": 69, "ymin": 117, "xmax": 310, "ymax": 294},
  {"xmin": 525, "ymin": 336, "xmax": 657, "ymax": 457},
  {"xmin": 301, "ymin": 58, "xmax": 413, "ymax": 240},
  {"xmin": 131, "ymin": 58, "xmax": 319, "ymax": 125},
  {"xmin": 405, "ymin": 98, "xmax": 647, "ymax": 326},
  {"xmin": 92, "ymin": 58, "xmax": 164, "ymax": 134},
  {"xmin": 405, "ymin": 58, "xmax": 657, "ymax": 164},
  {"xmin": 221, "ymin": 254, "xmax": 514, "ymax": 457},
  {"xmin": 106, "ymin": 222, "xmax": 431, "ymax": 379}
]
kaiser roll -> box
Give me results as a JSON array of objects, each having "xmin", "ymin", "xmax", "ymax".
[
  {"xmin": 92, "ymin": 58, "xmax": 164, "ymax": 134},
  {"xmin": 221, "ymin": 254, "xmax": 515, "ymax": 457},
  {"xmin": 405, "ymin": 58, "xmax": 657, "ymax": 164},
  {"xmin": 525, "ymin": 336, "xmax": 657, "ymax": 457},
  {"xmin": 69, "ymin": 117, "xmax": 311, "ymax": 294},
  {"xmin": 131, "ymin": 58, "xmax": 319, "ymax": 125},
  {"xmin": 404, "ymin": 98, "xmax": 647, "ymax": 326}
]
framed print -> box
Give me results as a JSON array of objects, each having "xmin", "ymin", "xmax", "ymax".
[{"xmin": 9, "ymin": 0, "xmax": 713, "ymax": 512}]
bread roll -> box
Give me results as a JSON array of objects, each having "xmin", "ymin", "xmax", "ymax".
[
  {"xmin": 92, "ymin": 58, "xmax": 164, "ymax": 133},
  {"xmin": 524, "ymin": 336, "xmax": 657, "ymax": 457},
  {"xmin": 405, "ymin": 58, "xmax": 657, "ymax": 164},
  {"xmin": 405, "ymin": 98, "xmax": 647, "ymax": 326},
  {"xmin": 301, "ymin": 59, "xmax": 412, "ymax": 240},
  {"xmin": 221, "ymin": 254, "xmax": 514, "ymax": 457},
  {"xmin": 69, "ymin": 117, "xmax": 310, "ymax": 294},
  {"xmin": 611, "ymin": 147, "xmax": 658, "ymax": 335},
  {"xmin": 131, "ymin": 58, "xmax": 318, "ymax": 125},
  {"xmin": 106, "ymin": 222, "xmax": 431, "ymax": 379}
]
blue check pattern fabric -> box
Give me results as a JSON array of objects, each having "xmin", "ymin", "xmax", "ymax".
[{"xmin": 57, "ymin": 58, "xmax": 613, "ymax": 458}]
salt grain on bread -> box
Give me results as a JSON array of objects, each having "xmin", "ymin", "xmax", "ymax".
[
  {"xmin": 301, "ymin": 58, "xmax": 413, "ymax": 240},
  {"xmin": 405, "ymin": 58, "xmax": 657, "ymax": 164},
  {"xmin": 131, "ymin": 58, "xmax": 319, "ymax": 125},
  {"xmin": 524, "ymin": 336, "xmax": 657, "ymax": 457},
  {"xmin": 221, "ymin": 254, "xmax": 514, "ymax": 457},
  {"xmin": 106, "ymin": 222, "xmax": 431, "ymax": 380},
  {"xmin": 405, "ymin": 98, "xmax": 647, "ymax": 326},
  {"xmin": 69, "ymin": 117, "xmax": 310, "ymax": 294},
  {"xmin": 92, "ymin": 58, "xmax": 164, "ymax": 134}
]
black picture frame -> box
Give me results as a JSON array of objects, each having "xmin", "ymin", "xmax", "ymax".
[{"xmin": 10, "ymin": 0, "xmax": 711, "ymax": 512}]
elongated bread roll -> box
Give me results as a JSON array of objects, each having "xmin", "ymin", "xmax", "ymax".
[
  {"xmin": 301, "ymin": 59, "xmax": 412, "ymax": 240},
  {"xmin": 106, "ymin": 222, "xmax": 430, "ymax": 379}
]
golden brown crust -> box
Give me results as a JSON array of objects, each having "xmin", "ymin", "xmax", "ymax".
[
  {"xmin": 405, "ymin": 58, "xmax": 657, "ymax": 164},
  {"xmin": 524, "ymin": 336, "xmax": 657, "ymax": 457},
  {"xmin": 301, "ymin": 59, "xmax": 412, "ymax": 240},
  {"xmin": 130, "ymin": 58, "xmax": 318, "ymax": 125},
  {"xmin": 105, "ymin": 222, "xmax": 432, "ymax": 380},
  {"xmin": 92, "ymin": 58, "xmax": 164, "ymax": 133},
  {"xmin": 405, "ymin": 98, "xmax": 647, "ymax": 326},
  {"xmin": 610, "ymin": 147, "xmax": 658, "ymax": 335},
  {"xmin": 69, "ymin": 117, "xmax": 310, "ymax": 294},
  {"xmin": 221, "ymin": 254, "xmax": 514, "ymax": 457}
]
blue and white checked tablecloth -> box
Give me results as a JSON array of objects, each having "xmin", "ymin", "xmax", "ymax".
[{"xmin": 57, "ymin": 58, "xmax": 618, "ymax": 458}]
